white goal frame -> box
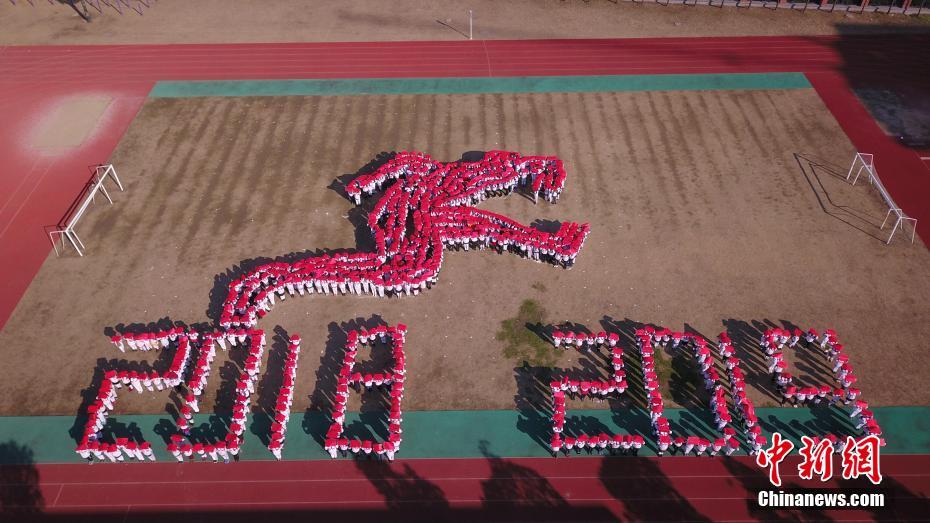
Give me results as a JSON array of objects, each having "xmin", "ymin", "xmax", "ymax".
[
  {"xmin": 48, "ymin": 164, "xmax": 124, "ymax": 257},
  {"xmin": 846, "ymin": 153, "xmax": 917, "ymax": 245}
]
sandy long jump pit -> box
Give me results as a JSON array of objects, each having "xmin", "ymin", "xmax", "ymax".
[{"xmin": 2, "ymin": 79, "xmax": 929, "ymax": 425}]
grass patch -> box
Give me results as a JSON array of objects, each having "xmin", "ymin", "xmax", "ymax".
[
  {"xmin": 496, "ymin": 299, "xmax": 560, "ymax": 367},
  {"xmin": 531, "ymin": 281, "xmax": 547, "ymax": 292},
  {"xmin": 652, "ymin": 344, "xmax": 674, "ymax": 400}
]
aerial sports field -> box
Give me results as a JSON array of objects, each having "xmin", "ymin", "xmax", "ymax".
[{"xmin": 1, "ymin": 6, "xmax": 929, "ymax": 520}]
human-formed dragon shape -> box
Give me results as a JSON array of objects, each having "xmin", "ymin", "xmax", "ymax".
[{"xmin": 211, "ymin": 150, "xmax": 591, "ymax": 330}]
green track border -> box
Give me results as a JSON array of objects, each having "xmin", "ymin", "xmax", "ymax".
[
  {"xmin": 1, "ymin": 406, "xmax": 927, "ymax": 464},
  {"xmin": 148, "ymin": 72, "xmax": 811, "ymax": 98}
]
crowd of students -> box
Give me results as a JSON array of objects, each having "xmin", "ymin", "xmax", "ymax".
[
  {"xmin": 547, "ymin": 330, "xmax": 629, "ymax": 455},
  {"xmin": 714, "ymin": 331, "xmax": 765, "ymax": 456},
  {"xmin": 166, "ymin": 433, "xmax": 239, "ymax": 463},
  {"xmin": 80, "ymin": 150, "xmax": 587, "ymax": 463},
  {"xmin": 79, "ymin": 318, "xmax": 886, "ymax": 464},
  {"xmin": 160, "ymin": 332, "xmax": 267, "ymax": 463},
  {"xmin": 268, "ymin": 334, "xmax": 302, "ymax": 459},
  {"xmin": 544, "ymin": 325, "xmax": 768, "ymax": 457},
  {"xmin": 550, "ymin": 330, "xmax": 620, "ymax": 350},
  {"xmin": 323, "ymin": 325, "xmax": 407, "ymax": 461},
  {"xmin": 168, "ymin": 329, "xmax": 265, "ymax": 463},
  {"xmin": 77, "ymin": 329, "xmax": 269, "ymax": 464},
  {"xmin": 345, "ymin": 151, "xmax": 568, "ymax": 206},
  {"xmin": 79, "ymin": 321, "xmax": 413, "ymax": 463},
  {"xmin": 210, "ymin": 151, "xmax": 587, "ymax": 330},
  {"xmin": 761, "ymin": 327, "xmax": 882, "ymax": 442},
  {"xmin": 75, "ymin": 331, "xmax": 194, "ymax": 463},
  {"xmin": 630, "ymin": 327, "xmax": 751, "ymax": 457}
]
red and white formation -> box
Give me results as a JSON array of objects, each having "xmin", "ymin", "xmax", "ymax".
[
  {"xmin": 550, "ymin": 330, "xmax": 620, "ymax": 350},
  {"xmin": 215, "ymin": 151, "xmax": 588, "ymax": 329},
  {"xmin": 547, "ymin": 325, "xmax": 632, "ymax": 456},
  {"xmin": 183, "ymin": 332, "xmax": 216, "ymax": 402},
  {"xmin": 81, "ymin": 151, "xmax": 589, "ymax": 461},
  {"xmin": 227, "ymin": 332, "xmax": 265, "ymax": 442},
  {"xmin": 324, "ymin": 325, "xmax": 406, "ymax": 461},
  {"xmin": 170, "ymin": 330, "xmax": 265, "ymax": 463},
  {"xmin": 268, "ymin": 334, "xmax": 302, "ymax": 459},
  {"xmin": 346, "ymin": 151, "xmax": 567, "ymax": 206},
  {"xmin": 761, "ymin": 327, "xmax": 882, "ymax": 444},
  {"xmin": 633, "ymin": 326, "xmax": 734, "ymax": 457},
  {"xmin": 74, "ymin": 329, "xmax": 195, "ymax": 463},
  {"xmin": 109, "ymin": 326, "xmax": 186, "ymax": 353},
  {"xmin": 716, "ymin": 331, "xmax": 760, "ymax": 456}
]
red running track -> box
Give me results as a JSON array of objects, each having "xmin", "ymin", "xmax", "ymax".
[{"xmin": 3, "ymin": 455, "xmax": 929, "ymax": 521}]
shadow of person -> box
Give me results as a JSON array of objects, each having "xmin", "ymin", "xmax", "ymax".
[
  {"xmin": 478, "ymin": 440, "xmax": 570, "ymax": 509},
  {"xmin": 718, "ymin": 456, "xmax": 835, "ymax": 522},
  {"xmin": 0, "ymin": 441, "xmax": 44, "ymax": 515},
  {"xmin": 836, "ymin": 473, "xmax": 930, "ymax": 521},
  {"xmin": 354, "ymin": 459, "xmax": 450, "ymax": 513},
  {"xmin": 599, "ymin": 455, "xmax": 711, "ymax": 522},
  {"xmin": 512, "ymin": 362, "xmax": 553, "ymax": 451}
]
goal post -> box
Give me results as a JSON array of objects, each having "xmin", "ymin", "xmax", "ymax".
[
  {"xmin": 846, "ymin": 152, "xmax": 875, "ymax": 185},
  {"xmin": 845, "ymin": 152, "xmax": 917, "ymax": 245},
  {"xmin": 48, "ymin": 164, "xmax": 125, "ymax": 257}
]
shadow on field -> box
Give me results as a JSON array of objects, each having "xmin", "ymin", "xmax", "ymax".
[
  {"xmin": 599, "ymin": 456, "xmax": 710, "ymax": 522},
  {"xmin": 0, "ymin": 441, "xmax": 43, "ymax": 516},
  {"xmin": 513, "ymin": 361, "xmax": 553, "ymax": 452},
  {"xmin": 793, "ymin": 152, "xmax": 888, "ymax": 242},
  {"xmin": 719, "ymin": 456, "xmax": 836, "ymax": 522},
  {"xmin": 478, "ymin": 440, "xmax": 572, "ymax": 510}
]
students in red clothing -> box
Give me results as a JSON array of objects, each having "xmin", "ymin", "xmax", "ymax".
[
  {"xmin": 684, "ymin": 436, "xmax": 699, "ymax": 456},
  {"xmin": 658, "ymin": 434, "xmax": 671, "ymax": 456},
  {"xmin": 550, "ymin": 434, "xmax": 562, "ymax": 457},
  {"xmin": 781, "ymin": 385, "xmax": 797, "ymax": 407},
  {"xmin": 168, "ymin": 443, "xmax": 183, "ymax": 462},
  {"xmin": 576, "ymin": 434, "xmax": 589, "ymax": 454},
  {"xmin": 725, "ymin": 437, "xmax": 740, "ymax": 456},
  {"xmin": 609, "ymin": 434, "xmax": 622, "ymax": 455},
  {"xmin": 324, "ymin": 438, "xmax": 338, "ymax": 459},
  {"xmin": 216, "ymin": 441, "xmax": 230, "ymax": 464}
]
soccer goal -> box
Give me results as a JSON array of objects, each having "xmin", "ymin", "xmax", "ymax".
[
  {"xmin": 845, "ymin": 152, "xmax": 917, "ymax": 245},
  {"xmin": 48, "ymin": 164, "xmax": 125, "ymax": 257},
  {"xmin": 845, "ymin": 152, "xmax": 876, "ymax": 185}
]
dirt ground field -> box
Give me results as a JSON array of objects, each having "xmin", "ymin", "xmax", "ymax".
[
  {"xmin": 1, "ymin": 0, "xmax": 928, "ymax": 46},
  {"xmin": 2, "ymin": 87, "xmax": 929, "ymax": 419}
]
